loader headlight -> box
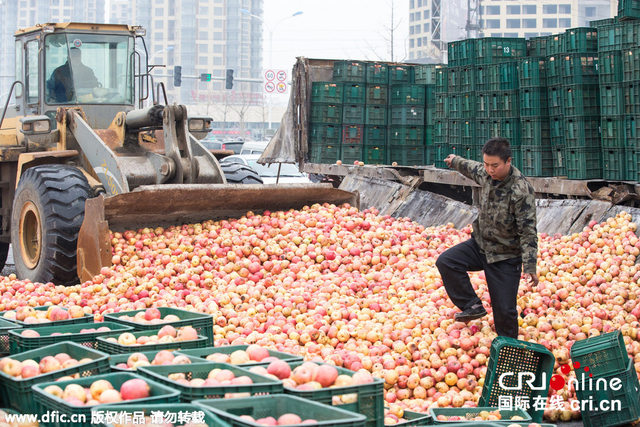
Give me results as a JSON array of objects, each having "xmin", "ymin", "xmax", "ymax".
[
  {"xmin": 20, "ymin": 116, "xmax": 52, "ymax": 134},
  {"xmin": 188, "ymin": 119, "xmax": 205, "ymax": 131}
]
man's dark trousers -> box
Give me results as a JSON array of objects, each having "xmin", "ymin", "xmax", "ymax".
[{"xmin": 435, "ymin": 238, "xmax": 522, "ymax": 338}]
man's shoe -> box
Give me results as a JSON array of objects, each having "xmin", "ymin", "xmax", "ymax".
[{"xmin": 454, "ymin": 304, "xmax": 487, "ymax": 322}]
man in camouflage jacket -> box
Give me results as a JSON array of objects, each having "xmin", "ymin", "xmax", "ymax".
[{"xmin": 436, "ymin": 138, "xmax": 538, "ymax": 338}]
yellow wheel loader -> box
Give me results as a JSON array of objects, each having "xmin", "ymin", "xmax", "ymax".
[{"xmin": 0, "ymin": 23, "xmax": 357, "ymax": 286}]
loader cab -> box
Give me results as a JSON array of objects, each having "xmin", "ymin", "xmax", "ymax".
[{"xmin": 12, "ymin": 23, "xmax": 138, "ymax": 129}]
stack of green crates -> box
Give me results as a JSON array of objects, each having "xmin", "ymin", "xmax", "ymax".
[
  {"xmin": 621, "ymin": 39, "xmax": 640, "ymax": 180},
  {"xmin": 335, "ymin": 60, "xmax": 367, "ymax": 164},
  {"xmin": 309, "ymin": 80, "xmax": 344, "ymax": 164},
  {"xmin": 365, "ymin": 63, "xmax": 389, "ymax": 165}
]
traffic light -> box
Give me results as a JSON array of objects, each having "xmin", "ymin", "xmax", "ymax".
[
  {"xmin": 200, "ymin": 73, "xmax": 211, "ymax": 82},
  {"xmin": 173, "ymin": 65, "xmax": 182, "ymax": 87},
  {"xmin": 225, "ymin": 69, "xmax": 234, "ymax": 89}
]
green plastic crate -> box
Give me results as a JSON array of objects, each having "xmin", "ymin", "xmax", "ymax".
[
  {"xmin": 553, "ymin": 145, "xmax": 567, "ymax": 176},
  {"xmin": 366, "ymin": 63, "xmax": 389, "ymax": 84},
  {"xmin": 521, "ymin": 145, "xmax": 554, "ymax": 177},
  {"xmin": 176, "ymin": 344, "xmax": 304, "ymax": 368},
  {"xmin": 475, "ymin": 92, "xmax": 491, "ymax": 119},
  {"xmin": 625, "ymin": 115, "xmax": 640, "ymax": 146},
  {"xmin": 364, "ymin": 125, "xmax": 387, "ymax": 146},
  {"xmin": 194, "ymin": 394, "xmax": 367, "ymax": 427},
  {"xmin": 598, "ymin": 23, "xmax": 623, "ymax": 51},
  {"xmin": 343, "ymin": 83, "xmax": 366, "ymax": 104},
  {"xmin": 602, "ymin": 147, "xmax": 627, "ymax": 180},
  {"xmin": 565, "ymin": 27, "xmax": 598, "ymax": 52},
  {"xmin": 341, "ymin": 145, "xmax": 364, "ymax": 164},
  {"xmin": 591, "ymin": 18, "xmax": 617, "ymax": 28},
  {"xmin": 627, "ymin": 146, "xmax": 639, "ymax": 181},
  {"xmin": 547, "ymin": 34, "xmax": 566, "ymax": 55},
  {"xmin": 601, "ymin": 115, "xmax": 625, "ymax": 148},
  {"xmin": 520, "ymin": 118, "xmax": 550, "ymax": 146},
  {"xmin": 388, "ymin": 126, "xmax": 424, "ymax": 146},
  {"xmin": 311, "ymin": 82, "xmax": 344, "ymax": 104},
  {"xmin": 364, "ymin": 145, "xmax": 387, "ymax": 165},
  {"xmin": 622, "ymin": 20, "xmax": 640, "ymax": 49},
  {"xmin": 561, "ymin": 53, "xmax": 599, "ymax": 85},
  {"xmin": 434, "ymin": 120, "xmax": 447, "ymax": 145},
  {"xmin": 562, "ymin": 84, "xmax": 600, "ymax": 117},
  {"xmin": 434, "ymin": 143, "xmax": 449, "ymax": 168},
  {"xmin": 566, "ymin": 147, "xmax": 602, "ymax": 179},
  {"xmin": 414, "ymin": 64, "xmax": 443, "ymax": 85},
  {"xmin": 9, "ymin": 321, "xmax": 134, "ymax": 354},
  {"xmin": 622, "ymin": 47, "xmax": 640, "ymax": 82},
  {"xmin": 309, "ymin": 142, "xmax": 340, "ymax": 164},
  {"xmin": 460, "ymin": 92, "xmax": 476, "ymax": 118},
  {"xmin": 447, "ymin": 67, "xmax": 461, "ymax": 93},
  {"xmin": 390, "ymin": 84, "xmax": 426, "ymax": 105},
  {"xmin": 448, "ymin": 39, "xmax": 476, "ymax": 67},
  {"xmin": 527, "ymin": 37, "xmax": 547, "ymax": 56},
  {"xmin": 496, "ymin": 62, "xmax": 519, "ymax": 91},
  {"xmin": 388, "ymin": 65, "xmax": 414, "ymax": 84},
  {"xmin": 309, "ymin": 123, "xmax": 341, "ymax": 144},
  {"xmin": 479, "ymin": 337, "xmax": 555, "ymax": 423},
  {"xmin": 570, "ymin": 331, "xmax": 630, "ymax": 378},
  {"xmin": 435, "ymin": 94, "xmax": 449, "ymax": 118},
  {"xmin": 448, "ymin": 93, "xmax": 462, "ymax": 119},
  {"xmin": 620, "ymin": 0, "xmax": 640, "ymax": 20},
  {"xmin": 342, "ymin": 124, "xmax": 365, "ymax": 144},
  {"xmin": 0, "ymin": 318, "xmax": 20, "ymax": 356},
  {"xmin": 519, "ymin": 87, "xmax": 547, "ymax": 117},
  {"xmin": 389, "ymin": 145, "xmax": 425, "ymax": 166},
  {"xmin": 365, "ymin": 106, "xmax": 387, "ymax": 125},
  {"xmin": 425, "ymin": 106, "xmax": 436, "ymax": 126},
  {"xmin": 450, "ymin": 144, "xmax": 479, "ymax": 162},
  {"xmin": 476, "ymin": 119, "xmax": 500, "ymax": 146},
  {"xmin": 425, "ymin": 125, "xmax": 434, "ymax": 145},
  {"xmin": 545, "ymin": 55, "xmax": 562, "ymax": 87},
  {"xmin": 519, "ymin": 57, "xmax": 546, "ymax": 88},
  {"xmin": 475, "ymin": 65, "xmax": 489, "ymax": 92},
  {"xmin": 103, "ymin": 307, "xmax": 214, "ymax": 346},
  {"xmin": 460, "ymin": 119, "xmax": 476, "ymax": 147},
  {"xmin": 33, "ymin": 372, "xmax": 180, "ymax": 427},
  {"xmin": 599, "ymin": 51, "xmax": 623, "ymax": 84},
  {"xmin": 389, "ymin": 106, "xmax": 424, "ymax": 126},
  {"xmin": 284, "ymin": 361, "xmax": 383, "ymax": 427},
  {"xmin": 110, "ymin": 349, "xmax": 202, "ymax": 372},
  {"xmin": 393, "ymin": 409, "xmax": 432, "ymax": 426},
  {"xmin": 475, "ymin": 37, "xmax": 526, "ymax": 64},
  {"xmin": 429, "ymin": 407, "xmax": 530, "ymax": 423},
  {"xmin": 365, "ymin": 84, "xmax": 389, "ymax": 105},
  {"xmin": 448, "ymin": 119, "xmax": 461, "ymax": 145},
  {"xmin": 459, "ymin": 67, "xmax": 476, "ymax": 92},
  {"xmin": 137, "ymin": 362, "xmax": 283, "ymax": 402},
  {"xmin": 0, "ymin": 341, "xmax": 110, "ymax": 414},
  {"xmin": 623, "ymin": 81, "xmax": 640, "ymax": 114},
  {"xmin": 0, "ymin": 306, "xmax": 93, "ymax": 328},
  {"xmin": 425, "ymin": 85, "xmax": 436, "ymax": 105},
  {"xmin": 343, "ymin": 104, "xmax": 366, "ymax": 124},
  {"xmin": 575, "ymin": 360, "xmax": 640, "ymax": 427},
  {"xmin": 435, "ymin": 68, "xmax": 448, "ymax": 93},
  {"xmin": 500, "ymin": 91, "xmax": 519, "ymax": 118},
  {"xmin": 550, "ymin": 116, "xmax": 565, "ymax": 146},
  {"xmin": 95, "ymin": 403, "xmax": 231, "ymax": 427},
  {"xmin": 96, "ymin": 327, "xmax": 209, "ymax": 354},
  {"xmin": 564, "ymin": 116, "xmax": 601, "ymax": 148},
  {"xmin": 600, "ymin": 84, "xmax": 625, "ymax": 116},
  {"xmin": 500, "ymin": 118, "xmax": 521, "ymax": 146},
  {"xmin": 310, "ymin": 103, "xmax": 342, "ymax": 124},
  {"xmin": 333, "ymin": 61, "xmax": 366, "ymax": 82}
]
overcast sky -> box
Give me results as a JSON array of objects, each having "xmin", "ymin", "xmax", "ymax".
[{"xmin": 260, "ymin": 0, "xmax": 410, "ymax": 72}]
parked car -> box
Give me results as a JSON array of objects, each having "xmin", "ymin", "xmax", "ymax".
[
  {"xmin": 240, "ymin": 140, "xmax": 270, "ymax": 155},
  {"xmin": 220, "ymin": 139, "xmax": 244, "ymax": 154},
  {"xmin": 220, "ymin": 154, "xmax": 311, "ymax": 184}
]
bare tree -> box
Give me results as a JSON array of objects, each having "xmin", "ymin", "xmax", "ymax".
[
  {"xmin": 227, "ymin": 89, "xmax": 259, "ymax": 138},
  {"xmin": 361, "ymin": 0, "xmax": 406, "ymax": 63}
]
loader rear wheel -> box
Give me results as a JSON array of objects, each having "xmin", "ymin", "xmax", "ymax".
[
  {"xmin": 221, "ymin": 162, "xmax": 263, "ymax": 184},
  {"xmin": 11, "ymin": 165, "xmax": 92, "ymax": 286}
]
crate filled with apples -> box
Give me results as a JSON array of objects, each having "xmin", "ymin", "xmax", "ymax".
[
  {"xmin": 96, "ymin": 325, "xmax": 208, "ymax": 354},
  {"xmin": 104, "ymin": 307, "xmax": 214, "ymax": 346},
  {"xmin": 8, "ymin": 322, "xmax": 134, "ymax": 354},
  {"xmin": 262, "ymin": 360, "xmax": 383, "ymax": 427},
  {"xmin": 0, "ymin": 317, "xmax": 21, "ymax": 356},
  {"xmin": 176, "ymin": 344, "xmax": 304, "ymax": 368},
  {"xmin": 92, "ymin": 403, "xmax": 229, "ymax": 427},
  {"xmin": 32, "ymin": 372, "xmax": 180, "ymax": 427},
  {"xmin": 193, "ymin": 394, "xmax": 367, "ymax": 427},
  {"xmin": 428, "ymin": 407, "xmax": 531, "ymax": 423},
  {"xmin": 0, "ymin": 341, "xmax": 110, "ymax": 414},
  {"xmin": 135, "ymin": 362, "xmax": 283, "ymax": 402},
  {"xmin": 110, "ymin": 350, "xmax": 201, "ymax": 372},
  {"xmin": 0, "ymin": 408, "xmax": 40, "ymax": 426},
  {"xmin": 384, "ymin": 406, "xmax": 432, "ymax": 426},
  {"xmin": 0, "ymin": 305, "xmax": 93, "ymax": 327}
]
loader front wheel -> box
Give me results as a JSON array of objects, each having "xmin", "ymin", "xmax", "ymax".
[
  {"xmin": 11, "ymin": 165, "xmax": 92, "ymax": 286},
  {"xmin": 221, "ymin": 162, "xmax": 263, "ymax": 184}
]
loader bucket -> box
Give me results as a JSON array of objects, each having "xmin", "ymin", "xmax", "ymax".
[{"xmin": 77, "ymin": 183, "xmax": 359, "ymax": 283}]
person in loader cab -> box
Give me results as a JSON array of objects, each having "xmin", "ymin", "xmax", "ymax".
[
  {"xmin": 49, "ymin": 47, "xmax": 99, "ymax": 102},
  {"xmin": 436, "ymin": 138, "xmax": 539, "ymax": 338}
]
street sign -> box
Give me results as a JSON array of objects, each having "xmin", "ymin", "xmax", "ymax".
[
  {"xmin": 276, "ymin": 70, "xmax": 287, "ymax": 82},
  {"xmin": 263, "ymin": 69, "xmax": 287, "ymax": 94},
  {"xmin": 265, "ymin": 81, "xmax": 276, "ymax": 93},
  {"xmin": 276, "ymin": 82, "xmax": 287, "ymax": 93},
  {"xmin": 265, "ymin": 70, "xmax": 276, "ymax": 81}
]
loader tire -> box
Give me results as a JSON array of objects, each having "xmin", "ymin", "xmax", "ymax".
[
  {"xmin": 11, "ymin": 165, "xmax": 92, "ymax": 286},
  {"xmin": 221, "ymin": 162, "xmax": 263, "ymax": 184}
]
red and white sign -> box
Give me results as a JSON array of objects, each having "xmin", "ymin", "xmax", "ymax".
[
  {"xmin": 265, "ymin": 81, "xmax": 276, "ymax": 93},
  {"xmin": 276, "ymin": 82, "xmax": 287, "ymax": 93},
  {"xmin": 263, "ymin": 69, "xmax": 288, "ymax": 94},
  {"xmin": 265, "ymin": 70, "xmax": 276, "ymax": 81},
  {"xmin": 276, "ymin": 70, "xmax": 287, "ymax": 82}
]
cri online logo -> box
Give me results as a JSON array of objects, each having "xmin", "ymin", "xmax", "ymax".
[{"xmin": 550, "ymin": 362, "xmax": 591, "ymax": 390}]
